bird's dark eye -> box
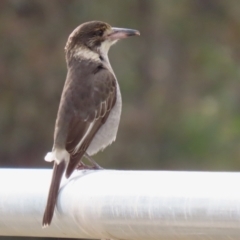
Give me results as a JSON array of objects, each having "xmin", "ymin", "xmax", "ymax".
[{"xmin": 96, "ymin": 29, "xmax": 104, "ymax": 36}]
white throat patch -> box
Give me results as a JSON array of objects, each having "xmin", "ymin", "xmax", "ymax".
[
  {"xmin": 99, "ymin": 40, "xmax": 117, "ymax": 58},
  {"xmin": 98, "ymin": 40, "xmax": 118, "ymax": 75}
]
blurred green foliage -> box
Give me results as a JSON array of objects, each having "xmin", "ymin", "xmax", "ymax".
[{"xmin": 1, "ymin": 0, "xmax": 240, "ymax": 172}]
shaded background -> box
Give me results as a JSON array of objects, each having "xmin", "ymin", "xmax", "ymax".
[{"xmin": 1, "ymin": 0, "xmax": 240, "ymax": 239}]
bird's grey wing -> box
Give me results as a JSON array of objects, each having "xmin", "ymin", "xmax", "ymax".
[{"xmin": 65, "ymin": 67, "xmax": 116, "ymax": 178}]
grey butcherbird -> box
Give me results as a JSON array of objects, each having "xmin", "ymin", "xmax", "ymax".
[{"xmin": 42, "ymin": 21, "xmax": 140, "ymax": 227}]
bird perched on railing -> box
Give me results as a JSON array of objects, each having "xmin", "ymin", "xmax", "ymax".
[{"xmin": 42, "ymin": 21, "xmax": 140, "ymax": 227}]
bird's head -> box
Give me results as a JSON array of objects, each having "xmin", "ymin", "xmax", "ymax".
[{"xmin": 65, "ymin": 21, "xmax": 140, "ymax": 60}]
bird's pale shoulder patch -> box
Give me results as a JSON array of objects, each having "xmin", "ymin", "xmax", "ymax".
[{"xmin": 73, "ymin": 46, "xmax": 100, "ymax": 62}]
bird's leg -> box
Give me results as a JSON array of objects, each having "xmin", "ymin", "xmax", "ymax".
[{"xmin": 84, "ymin": 153, "xmax": 104, "ymax": 170}]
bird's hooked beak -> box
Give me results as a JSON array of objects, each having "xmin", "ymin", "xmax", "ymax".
[{"xmin": 107, "ymin": 27, "xmax": 140, "ymax": 41}]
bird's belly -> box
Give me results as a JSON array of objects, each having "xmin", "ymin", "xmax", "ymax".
[{"xmin": 86, "ymin": 82, "xmax": 122, "ymax": 155}]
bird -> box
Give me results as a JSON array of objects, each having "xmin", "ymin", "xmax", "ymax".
[{"xmin": 42, "ymin": 21, "xmax": 140, "ymax": 227}]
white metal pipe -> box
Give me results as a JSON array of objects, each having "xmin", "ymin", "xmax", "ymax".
[{"xmin": 0, "ymin": 169, "xmax": 240, "ymax": 239}]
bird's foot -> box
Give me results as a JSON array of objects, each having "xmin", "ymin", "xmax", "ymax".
[
  {"xmin": 76, "ymin": 160, "xmax": 103, "ymax": 170},
  {"xmin": 76, "ymin": 162, "xmax": 93, "ymax": 170}
]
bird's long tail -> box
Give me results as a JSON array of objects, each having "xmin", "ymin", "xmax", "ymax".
[{"xmin": 42, "ymin": 161, "xmax": 66, "ymax": 227}]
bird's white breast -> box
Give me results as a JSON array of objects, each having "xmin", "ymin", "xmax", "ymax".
[{"xmin": 86, "ymin": 81, "xmax": 122, "ymax": 156}]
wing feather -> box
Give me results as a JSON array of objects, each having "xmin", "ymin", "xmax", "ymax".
[{"xmin": 65, "ymin": 66, "xmax": 116, "ymax": 178}]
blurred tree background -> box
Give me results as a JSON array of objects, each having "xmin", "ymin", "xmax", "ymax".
[
  {"xmin": 1, "ymin": 0, "xmax": 240, "ymax": 238},
  {"xmin": 1, "ymin": 0, "xmax": 240, "ymax": 171}
]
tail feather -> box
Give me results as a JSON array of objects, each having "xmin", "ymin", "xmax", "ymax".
[{"xmin": 42, "ymin": 161, "xmax": 66, "ymax": 227}]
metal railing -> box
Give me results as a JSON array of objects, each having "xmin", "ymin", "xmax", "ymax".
[{"xmin": 0, "ymin": 168, "xmax": 240, "ymax": 239}]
